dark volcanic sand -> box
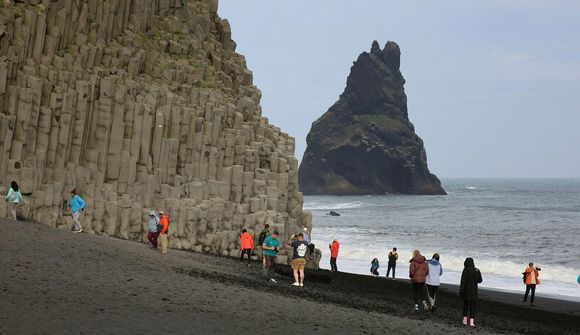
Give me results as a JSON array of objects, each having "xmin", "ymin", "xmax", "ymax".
[{"xmin": 0, "ymin": 219, "xmax": 578, "ymax": 335}]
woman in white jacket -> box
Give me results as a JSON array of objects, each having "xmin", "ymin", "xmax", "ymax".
[
  {"xmin": 425, "ymin": 253, "xmax": 443, "ymax": 311},
  {"xmin": 4, "ymin": 181, "xmax": 23, "ymax": 221}
]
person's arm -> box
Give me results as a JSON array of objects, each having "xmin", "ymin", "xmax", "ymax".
[
  {"xmin": 5, "ymin": 188, "xmax": 13, "ymax": 201},
  {"xmin": 477, "ymin": 269, "xmax": 483, "ymax": 284},
  {"xmin": 79, "ymin": 196, "xmax": 86, "ymax": 210},
  {"xmin": 439, "ymin": 265, "xmax": 443, "ymax": 276},
  {"xmin": 409, "ymin": 261, "xmax": 415, "ymax": 278},
  {"xmin": 395, "ymin": 253, "xmax": 398, "ymax": 261},
  {"xmin": 459, "ymin": 270, "xmax": 466, "ymax": 295}
]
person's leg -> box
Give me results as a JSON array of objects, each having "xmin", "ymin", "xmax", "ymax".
[
  {"xmin": 160, "ymin": 234, "xmax": 168, "ymax": 254},
  {"xmin": 432, "ymin": 286, "xmax": 439, "ymax": 307},
  {"xmin": 463, "ymin": 300, "xmax": 469, "ymax": 317},
  {"xmin": 523, "ymin": 284, "xmax": 531, "ymax": 302},
  {"xmin": 299, "ymin": 269, "xmax": 305, "ymax": 285},
  {"xmin": 386, "ymin": 265, "xmax": 391, "ymax": 278},
  {"xmin": 392, "ymin": 265, "xmax": 396, "ymax": 278},
  {"xmin": 469, "ymin": 300, "xmax": 476, "ymax": 319},
  {"xmin": 9, "ymin": 203, "xmax": 17, "ymax": 221},
  {"xmin": 262, "ymin": 250, "xmax": 266, "ymax": 268},
  {"xmin": 72, "ymin": 211, "xmax": 82, "ymax": 231},
  {"xmin": 426, "ymin": 284, "xmax": 435, "ymax": 305},
  {"xmin": 530, "ymin": 284, "xmax": 536, "ymax": 304},
  {"xmin": 412, "ymin": 283, "xmax": 420, "ymax": 305},
  {"xmin": 153, "ymin": 232, "xmax": 159, "ymax": 248},
  {"xmin": 240, "ymin": 249, "xmax": 245, "ymax": 263},
  {"xmin": 147, "ymin": 232, "xmax": 154, "ymax": 246}
]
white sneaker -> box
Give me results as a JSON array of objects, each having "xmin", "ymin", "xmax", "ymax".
[
  {"xmin": 292, "ymin": 282, "xmax": 300, "ymax": 286},
  {"xmin": 469, "ymin": 319, "xmax": 475, "ymax": 327},
  {"xmin": 414, "ymin": 304, "xmax": 419, "ymax": 311},
  {"xmin": 270, "ymin": 278, "xmax": 277, "ymax": 283},
  {"xmin": 299, "ymin": 283, "xmax": 304, "ymax": 287},
  {"xmin": 422, "ymin": 300, "xmax": 429, "ymax": 311}
]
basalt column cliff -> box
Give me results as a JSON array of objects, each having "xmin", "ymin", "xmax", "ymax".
[
  {"xmin": 299, "ymin": 41, "xmax": 445, "ymax": 195},
  {"xmin": 0, "ymin": 0, "xmax": 312, "ymax": 263}
]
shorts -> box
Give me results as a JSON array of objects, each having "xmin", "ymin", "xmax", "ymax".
[{"xmin": 291, "ymin": 258, "xmax": 306, "ymax": 271}]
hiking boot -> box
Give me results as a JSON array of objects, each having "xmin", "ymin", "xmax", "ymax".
[{"xmin": 422, "ymin": 301, "xmax": 429, "ymax": 311}]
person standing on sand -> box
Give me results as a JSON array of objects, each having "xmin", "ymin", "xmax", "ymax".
[
  {"xmin": 158, "ymin": 211, "xmax": 169, "ymax": 254},
  {"xmin": 147, "ymin": 210, "xmax": 160, "ymax": 249},
  {"xmin": 4, "ymin": 181, "xmax": 22, "ymax": 221},
  {"xmin": 262, "ymin": 231, "xmax": 280, "ymax": 283},
  {"xmin": 522, "ymin": 262, "xmax": 540, "ymax": 306},
  {"xmin": 460, "ymin": 257, "xmax": 483, "ymax": 327},
  {"xmin": 409, "ymin": 249, "xmax": 429, "ymax": 311},
  {"xmin": 426, "ymin": 253, "xmax": 443, "ymax": 311},
  {"xmin": 289, "ymin": 233, "xmax": 309, "ymax": 287},
  {"xmin": 329, "ymin": 238, "xmax": 339, "ymax": 272},
  {"xmin": 387, "ymin": 247, "xmax": 398, "ymax": 279},
  {"xmin": 67, "ymin": 189, "xmax": 85, "ymax": 233},
  {"xmin": 239, "ymin": 229, "xmax": 254, "ymax": 266},
  {"xmin": 258, "ymin": 224, "xmax": 270, "ymax": 269},
  {"xmin": 370, "ymin": 258, "xmax": 380, "ymax": 276}
]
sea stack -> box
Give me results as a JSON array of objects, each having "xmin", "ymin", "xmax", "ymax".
[
  {"xmin": 0, "ymin": 0, "xmax": 312, "ymax": 262},
  {"xmin": 299, "ymin": 41, "xmax": 445, "ymax": 195}
]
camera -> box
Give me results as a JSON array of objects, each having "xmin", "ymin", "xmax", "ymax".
[{"xmin": 536, "ymin": 267, "xmax": 541, "ymax": 271}]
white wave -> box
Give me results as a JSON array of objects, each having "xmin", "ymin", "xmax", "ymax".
[
  {"xmin": 303, "ymin": 201, "xmax": 362, "ymax": 210},
  {"xmin": 465, "ymin": 186, "xmax": 478, "ymax": 190}
]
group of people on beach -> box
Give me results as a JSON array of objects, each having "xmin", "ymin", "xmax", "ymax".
[{"xmin": 3, "ymin": 181, "xmax": 546, "ymax": 328}]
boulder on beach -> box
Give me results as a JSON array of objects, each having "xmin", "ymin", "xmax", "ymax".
[{"xmin": 299, "ymin": 41, "xmax": 445, "ymax": 196}]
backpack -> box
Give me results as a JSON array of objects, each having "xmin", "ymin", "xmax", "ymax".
[
  {"xmin": 522, "ymin": 272, "xmax": 527, "ymax": 283},
  {"xmin": 258, "ymin": 231, "xmax": 267, "ymax": 245}
]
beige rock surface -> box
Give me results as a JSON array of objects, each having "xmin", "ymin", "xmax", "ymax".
[{"xmin": 0, "ymin": 0, "xmax": 312, "ymax": 262}]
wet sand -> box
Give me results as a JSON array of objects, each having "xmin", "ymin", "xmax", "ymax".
[{"xmin": 0, "ymin": 219, "xmax": 578, "ymax": 335}]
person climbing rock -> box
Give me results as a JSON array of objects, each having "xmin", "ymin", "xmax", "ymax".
[{"xmin": 67, "ymin": 189, "xmax": 85, "ymax": 233}]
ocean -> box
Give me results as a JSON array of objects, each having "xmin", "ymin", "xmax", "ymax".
[{"xmin": 305, "ymin": 179, "xmax": 580, "ymax": 302}]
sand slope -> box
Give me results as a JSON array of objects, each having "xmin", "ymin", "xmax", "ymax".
[{"xmin": 0, "ymin": 219, "xmax": 578, "ymax": 335}]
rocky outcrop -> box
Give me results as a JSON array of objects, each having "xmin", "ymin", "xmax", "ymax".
[
  {"xmin": 0, "ymin": 0, "xmax": 311, "ymax": 264},
  {"xmin": 299, "ymin": 41, "xmax": 445, "ymax": 195}
]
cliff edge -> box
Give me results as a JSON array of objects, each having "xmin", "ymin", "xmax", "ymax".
[
  {"xmin": 0, "ymin": 0, "xmax": 310, "ymax": 262},
  {"xmin": 299, "ymin": 41, "xmax": 445, "ymax": 195}
]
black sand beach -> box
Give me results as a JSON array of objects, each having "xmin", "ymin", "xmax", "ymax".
[{"xmin": 1, "ymin": 219, "xmax": 578, "ymax": 335}]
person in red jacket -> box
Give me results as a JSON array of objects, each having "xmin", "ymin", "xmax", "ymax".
[
  {"xmin": 409, "ymin": 249, "xmax": 430, "ymax": 311},
  {"xmin": 522, "ymin": 262, "xmax": 541, "ymax": 306},
  {"xmin": 239, "ymin": 229, "xmax": 254, "ymax": 266},
  {"xmin": 329, "ymin": 238, "xmax": 340, "ymax": 272}
]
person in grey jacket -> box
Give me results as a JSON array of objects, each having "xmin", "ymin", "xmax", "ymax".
[{"xmin": 425, "ymin": 253, "xmax": 443, "ymax": 311}]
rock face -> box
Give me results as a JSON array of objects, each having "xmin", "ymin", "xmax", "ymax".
[
  {"xmin": 0, "ymin": 0, "xmax": 311, "ymax": 263},
  {"xmin": 299, "ymin": 41, "xmax": 445, "ymax": 195}
]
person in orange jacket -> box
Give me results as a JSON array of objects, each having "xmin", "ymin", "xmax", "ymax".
[
  {"xmin": 329, "ymin": 238, "xmax": 339, "ymax": 272},
  {"xmin": 522, "ymin": 262, "xmax": 541, "ymax": 306},
  {"xmin": 239, "ymin": 229, "xmax": 254, "ymax": 266},
  {"xmin": 158, "ymin": 211, "xmax": 170, "ymax": 254}
]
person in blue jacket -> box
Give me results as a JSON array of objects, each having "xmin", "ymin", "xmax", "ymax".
[
  {"xmin": 370, "ymin": 258, "xmax": 380, "ymax": 276},
  {"xmin": 67, "ymin": 189, "xmax": 85, "ymax": 233},
  {"xmin": 5, "ymin": 181, "xmax": 23, "ymax": 221}
]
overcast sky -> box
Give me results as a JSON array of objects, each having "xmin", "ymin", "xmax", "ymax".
[{"xmin": 219, "ymin": 1, "xmax": 580, "ymax": 178}]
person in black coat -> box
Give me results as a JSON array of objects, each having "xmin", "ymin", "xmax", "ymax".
[{"xmin": 460, "ymin": 257, "xmax": 483, "ymax": 327}]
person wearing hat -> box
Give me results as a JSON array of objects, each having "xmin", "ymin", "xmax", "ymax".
[
  {"xmin": 147, "ymin": 210, "xmax": 160, "ymax": 249},
  {"xmin": 329, "ymin": 237, "xmax": 340, "ymax": 272},
  {"xmin": 158, "ymin": 210, "xmax": 170, "ymax": 254}
]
